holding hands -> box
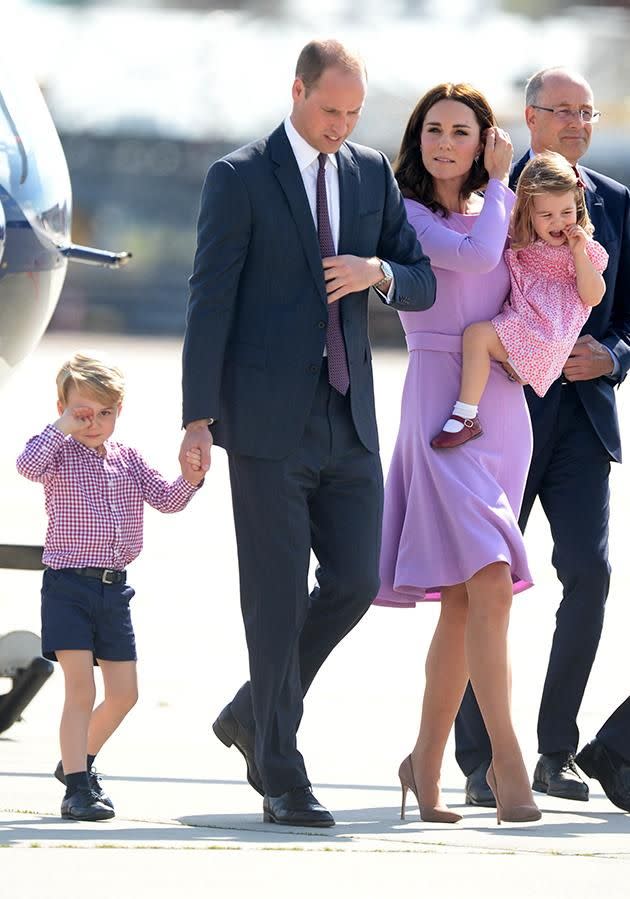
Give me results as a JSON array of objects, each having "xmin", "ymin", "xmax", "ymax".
[
  {"xmin": 179, "ymin": 420, "xmax": 211, "ymax": 487},
  {"xmin": 483, "ymin": 127, "xmax": 513, "ymax": 184}
]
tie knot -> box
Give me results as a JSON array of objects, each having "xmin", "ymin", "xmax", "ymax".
[{"xmin": 318, "ymin": 153, "xmax": 327, "ymax": 172}]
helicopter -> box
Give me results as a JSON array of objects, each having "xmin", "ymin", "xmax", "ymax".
[{"xmin": 0, "ymin": 68, "xmax": 130, "ymax": 733}]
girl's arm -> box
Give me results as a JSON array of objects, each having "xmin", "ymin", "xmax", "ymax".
[
  {"xmin": 405, "ymin": 180, "xmax": 515, "ymax": 274},
  {"xmin": 567, "ymin": 229, "xmax": 607, "ymax": 308}
]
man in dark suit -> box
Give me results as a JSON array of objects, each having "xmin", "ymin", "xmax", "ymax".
[
  {"xmin": 179, "ymin": 39, "xmax": 435, "ymax": 826},
  {"xmin": 455, "ymin": 67, "xmax": 630, "ymax": 811}
]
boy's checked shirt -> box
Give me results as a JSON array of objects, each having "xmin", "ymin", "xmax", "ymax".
[{"xmin": 17, "ymin": 424, "xmax": 200, "ymax": 571}]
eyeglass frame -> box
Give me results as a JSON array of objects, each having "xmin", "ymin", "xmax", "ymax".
[{"xmin": 530, "ymin": 105, "xmax": 601, "ymax": 124}]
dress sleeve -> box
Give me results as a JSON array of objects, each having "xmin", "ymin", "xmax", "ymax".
[
  {"xmin": 585, "ymin": 239, "xmax": 609, "ymax": 273},
  {"xmin": 404, "ymin": 180, "xmax": 515, "ymax": 274}
]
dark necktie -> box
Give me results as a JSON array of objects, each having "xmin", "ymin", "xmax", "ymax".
[{"xmin": 317, "ymin": 152, "xmax": 350, "ymax": 395}]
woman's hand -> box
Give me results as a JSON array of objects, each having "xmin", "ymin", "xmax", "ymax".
[{"xmin": 483, "ymin": 127, "xmax": 513, "ymax": 184}]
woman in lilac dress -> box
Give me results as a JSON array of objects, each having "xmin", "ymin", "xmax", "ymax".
[{"xmin": 375, "ymin": 83, "xmax": 540, "ymax": 825}]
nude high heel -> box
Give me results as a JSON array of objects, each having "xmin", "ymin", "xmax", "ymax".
[
  {"xmin": 398, "ymin": 755, "xmax": 462, "ymax": 824},
  {"xmin": 486, "ymin": 762, "xmax": 542, "ymax": 825}
]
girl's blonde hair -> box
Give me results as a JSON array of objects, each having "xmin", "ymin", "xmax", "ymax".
[
  {"xmin": 56, "ymin": 350, "xmax": 125, "ymax": 407},
  {"xmin": 511, "ymin": 150, "xmax": 593, "ymax": 250}
]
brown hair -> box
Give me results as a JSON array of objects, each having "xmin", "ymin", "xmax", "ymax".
[
  {"xmin": 511, "ymin": 151, "xmax": 592, "ymax": 250},
  {"xmin": 56, "ymin": 350, "xmax": 125, "ymax": 407},
  {"xmin": 393, "ymin": 83, "xmax": 496, "ymax": 217},
  {"xmin": 295, "ymin": 39, "xmax": 366, "ymax": 95}
]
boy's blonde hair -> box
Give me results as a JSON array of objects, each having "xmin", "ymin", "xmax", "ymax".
[
  {"xmin": 56, "ymin": 351, "xmax": 125, "ymax": 407},
  {"xmin": 511, "ymin": 150, "xmax": 593, "ymax": 250}
]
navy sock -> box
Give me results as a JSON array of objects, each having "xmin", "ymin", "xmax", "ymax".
[{"xmin": 64, "ymin": 771, "xmax": 89, "ymax": 797}]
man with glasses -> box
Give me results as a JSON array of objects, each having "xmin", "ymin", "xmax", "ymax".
[{"xmin": 456, "ymin": 67, "xmax": 630, "ymax": 812}]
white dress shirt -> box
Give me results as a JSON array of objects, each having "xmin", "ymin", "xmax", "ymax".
[{"xmin": 283, "ymin": 116, "xmax": 394, "ymax": 302}]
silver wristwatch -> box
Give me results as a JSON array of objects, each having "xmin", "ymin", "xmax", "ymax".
[{"xmin": 374, "ymin": 259, "xmax": 393, "ymax": 292}]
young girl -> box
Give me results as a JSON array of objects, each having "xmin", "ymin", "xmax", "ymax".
[{"xmin": 431, "ymin": 150, "xmax": 608, "ymax": 449}]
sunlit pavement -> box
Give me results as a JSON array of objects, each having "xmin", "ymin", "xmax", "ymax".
[{"xmin": 1, "ymin": 334, "xmax": 629, "ymax": 896}]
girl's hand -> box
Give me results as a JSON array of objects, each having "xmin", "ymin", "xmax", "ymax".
[
  {"xmin": 483, "ymin": 127, "xmax": 513, "ymax": 184},
  {"xmin": 564, "ymin": 223, "xmax": 589, "ymax": 254}
]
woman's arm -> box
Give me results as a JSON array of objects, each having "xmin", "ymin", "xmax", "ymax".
[{"xmin": 405, "ymin": 180, "xmax": 515, "ymax": 274}]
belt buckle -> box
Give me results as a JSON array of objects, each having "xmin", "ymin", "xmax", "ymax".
[{"xmin": 101, "ymin": 569, "xmax": 116, "ymax": 584}]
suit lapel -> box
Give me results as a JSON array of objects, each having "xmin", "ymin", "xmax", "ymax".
[
  {"xmin": 269, "ymin": 125, "xmax": 326, "ymax": 302},
  {"xmin": 337, "ymin": 142, "xmax": 359, "ymax": 256},
  {"xmin": 509, "ymin": 152, "xmax": 530, "ymax": 191}
]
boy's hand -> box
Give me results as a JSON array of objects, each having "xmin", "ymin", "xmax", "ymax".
[
  {"xmin": 183, "ymin": 448, "xmax": 205, "ymax": 486},
  {"xmin": 179, "ymin": 420, "xmax": 212, "ymax": 485},
  {"xmin": 564, "ymin": 223, "xmax": 588, "ymax": 254},
  {"xmin": 55, "ymin": 405, "xmax": 95, "ymax": 436}
]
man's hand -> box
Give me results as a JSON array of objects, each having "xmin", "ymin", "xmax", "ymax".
[
  {"xmin": 501, "ymin": 361, "xmax": 526, "ymax": 384},
  {"xmin": 563, "ymin": 334, "xmax": 614, "ymax": 381},
  {"xmin": 322, "ymin": 255, "xmax": 383, "ymax": 303},
  {"xmin": 179, "ymin": 420, "xmax": 212, "ymax": 483}
]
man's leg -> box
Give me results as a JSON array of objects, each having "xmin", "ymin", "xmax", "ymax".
[
  {"xmin": 228, "ymin": 380, "xmax": 382, "ymax": 781},
  {"xmin": 536, "ymin": 390, "xmax": 611, "ymax": 757},
  {"xmin": 595, "ymin": 698, "xmax": 630, "ymax": 761},
  {"xmin": 227, "ymin": 447, "xmax": 314, "ymax": 797}
]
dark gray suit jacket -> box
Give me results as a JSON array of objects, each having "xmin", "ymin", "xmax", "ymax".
[
  {"xmin": 183, "ymin": 124, "xmax": 436, "ymax": 459},
  {"xmin": 511, "ymin": 152, "xmax": 630, "ymax": 461}
]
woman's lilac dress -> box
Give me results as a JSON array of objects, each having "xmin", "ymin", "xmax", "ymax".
[{"xmin": 375, "ymin": 180, "xmax": 533, "ymax": 606}]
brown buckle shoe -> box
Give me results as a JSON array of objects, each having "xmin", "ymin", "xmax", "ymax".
[{"xmin": 431, "ymin": 415, "xmax": 483, "ymax": 449}]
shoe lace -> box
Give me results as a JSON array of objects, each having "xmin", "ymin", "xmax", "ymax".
[{"xmin": 559, "ymin": 756, "xmax": 580, "ymax": 775}]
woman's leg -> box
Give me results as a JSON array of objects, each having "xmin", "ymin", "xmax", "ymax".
[
  {"xmin": 465, "ymin": 562, "xmax": 535, "ymax": 808},
  {"xmin": 409, "ymin": 584, "xmax": 470, "ymax": 809},
  {"xmin": 56, "ymin": 650, "xmax": 96, "ymax": 775},
  {"xmin": 87, "ymin": 660, "xmax": 138, "ymax": 756},
  {"xmin": 459, "ymin": 322, "xmax": 508, "ymax": 406}
]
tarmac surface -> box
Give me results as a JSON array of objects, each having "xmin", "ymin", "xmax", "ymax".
[{"xmin": 1, "ymin": 334, "xmax": 629, "ymax": 897}]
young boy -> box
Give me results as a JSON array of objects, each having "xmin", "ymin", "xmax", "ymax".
[{"xmin": 16, "ymin": 351, "xmax": 204, "ymax": 821}]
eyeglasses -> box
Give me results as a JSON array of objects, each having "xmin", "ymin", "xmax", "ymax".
[{"xmin": 531, "ymin": 105, "xmax": 601, "ymax": 124}]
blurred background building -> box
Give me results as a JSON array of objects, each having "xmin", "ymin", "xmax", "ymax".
[{"xmin": 9, "ymin": 0, "xmax": 630, "ymax": 343}]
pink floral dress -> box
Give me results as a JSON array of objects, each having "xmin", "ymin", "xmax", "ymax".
[{"xmin": 492, "ymin": 238, "xmax": 608, "ymax": 396}]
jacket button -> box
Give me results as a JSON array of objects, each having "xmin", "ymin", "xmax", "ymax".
[
  {"xmin": 308, "ymin": 363, "xmax": 319, "ymax": 373},
  {"xmin": 318, "ymin": 321, "xmax": 326, "ymax": 329}
]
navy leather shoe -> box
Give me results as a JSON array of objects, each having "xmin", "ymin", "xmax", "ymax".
[
  {"xmin": 54, "ymin": 760, "xmax": 114, "ymax": 809},
  {"xmin": 61, "ymin": 788, "xmax": 115, "ymax": 821},
  {"xmin": 532, "ymin": 752, "xmax": 589, "ymax": 801},
  {"xmin": 263, "ymin": 786, "xmax": 335, "ymax": 827},
  {"xmin": 464, "ymin": 761, "xmax": 495, "ymax": 807},
  {"xmin": 576, "ymin": 740, "xmax": 630, "ymax": 812},
  {"xmin": 212, "ymin": 703, "xmax": 264, "ymax": 796}
]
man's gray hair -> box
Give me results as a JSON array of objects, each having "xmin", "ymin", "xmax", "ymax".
[{"xmin": 525, "ymin": 67, "xmax": 592, "ymax": 106}]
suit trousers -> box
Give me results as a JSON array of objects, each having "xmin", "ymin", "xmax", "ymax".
[
  {"xmin": 597, "ymin": 697, "xmax": 630, "ymax": 760},
  {"xmin": 455, "ymin": 383, "xmax": 611, "ymax": 774},
  {"xmin": 228, "ymin": 362, "xmax": 383, "ymax": 796}
]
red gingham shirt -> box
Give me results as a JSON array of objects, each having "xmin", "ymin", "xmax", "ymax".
[{"xmin": 17, "ymin": 424, "xmax": 200, "ymax": 570}]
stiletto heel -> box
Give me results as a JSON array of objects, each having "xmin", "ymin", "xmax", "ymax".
[
  {"xmin": 486, "ymin": 762, "xmax": 542, "ymax": 825},
  {"xmin": 398, "ymin": 755, "xmax": 462, "ymax": 824}
]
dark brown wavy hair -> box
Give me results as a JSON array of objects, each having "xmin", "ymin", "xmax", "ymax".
[{"xmin": 393, "ymin": 83, "xmax": 496, "ymax": 217}]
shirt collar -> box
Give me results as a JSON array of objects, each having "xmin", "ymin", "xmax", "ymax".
[{"xmin": 284, "ymin": 115, "xmax": 338, "ymax": 173}]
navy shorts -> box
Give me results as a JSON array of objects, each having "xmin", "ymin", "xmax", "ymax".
[{"xmin": 41, "ymin": 568, "xmax": 137, "ymax": 663}]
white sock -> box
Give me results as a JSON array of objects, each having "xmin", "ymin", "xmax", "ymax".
[{"xmin": 443, "ymin": 401, "xmax": 479, "ymax": 433}]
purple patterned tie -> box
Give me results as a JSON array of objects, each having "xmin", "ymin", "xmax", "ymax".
[{"xmin": 317, "ymin": 152, "xmax": 350, "ymax": 395}]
